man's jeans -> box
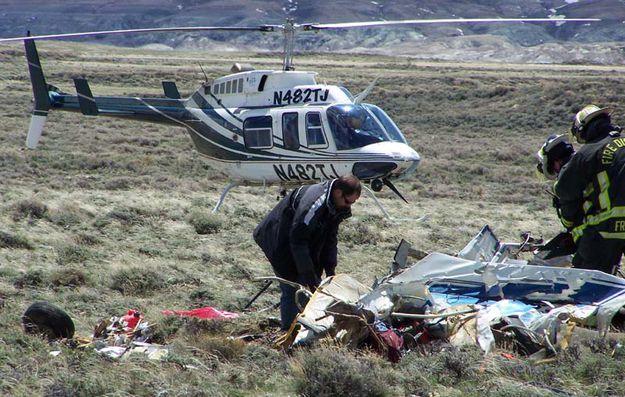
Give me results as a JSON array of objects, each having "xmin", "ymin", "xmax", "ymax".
[{"xmin": 279, "ymin": 283, "xmax": 309, "ymax": 331}]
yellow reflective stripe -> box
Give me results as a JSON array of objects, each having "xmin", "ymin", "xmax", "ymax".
[
  {"xmin": 586, "ymin": 206, "xmax": 625, "ymax": 226},
  {"xmin": 583, "ymin": 200, "xmax": 593, "ymax": 213},
  {"xmin": 597, "ymin": 171, "xmax": 610, "ymax": 191},
  {"xmin": 560, "ymin": 216, "xmax": 575, "ymax": 228},
  {"xmin": 572, "ymin": 225, "xmax": 585, "ymax": 241},
  {"xmin": 572, "ymin": 206, "xmax": 625, "ymax": 241},
  {"xmin": 583, "ymin": 182, "xmax": 594, "ymax": 197},
  {"xmin": 598, "ymin": 191, "xmax": 611, "ymax": 210},
  {"xmin": 596, "ymin": 171, "xmax": 611, "ymax": 210},
  {"xmin": 599, "ymin": 231, "xmax": 625, "ymax": 239}
]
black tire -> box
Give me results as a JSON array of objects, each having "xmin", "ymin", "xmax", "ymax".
[{"xmin": 22, "ymin": 301, "xmax": 75, "ymax": 340}]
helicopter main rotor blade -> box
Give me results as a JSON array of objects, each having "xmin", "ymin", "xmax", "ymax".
[
  {"xmin": 0, "ymin": 25, "xmax": 280, "ymax": 43},
  {"xmin": 305, "ymin": 17, "xmax": 600, "ymax": 30},
  {"xmin": 0, "ymin": 17, "xmax": 601, "ymax": 43}
]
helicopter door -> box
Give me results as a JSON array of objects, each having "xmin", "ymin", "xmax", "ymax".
[{"xmin": 281, "ymin": 112, "xmax": 300, "ymax": 150}]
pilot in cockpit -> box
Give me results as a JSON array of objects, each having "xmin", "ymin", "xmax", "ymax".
[
  {"xmin": 335, "ymin": 116, "xmax": 363, "ymax": 149},
  {"xmin": 346, "ymin": 115, "xmax": 363, "ymax": 133}
]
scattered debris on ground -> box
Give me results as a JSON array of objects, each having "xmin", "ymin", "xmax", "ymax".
[
  {"xmin": 162, "ymin": 306, "xmax": 239, "ymax": 320},
  {"xmin": 277, "ymin": 225, "xmax": 625, "ymax": 362},
  {"xmin": 22, "ymin": 226, "xmax": 625, "ymax": 366}
]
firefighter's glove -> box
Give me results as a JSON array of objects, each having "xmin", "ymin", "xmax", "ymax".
[{"xmin": 298, "ymin": 272, "xmax": 321, "ymax": 292}]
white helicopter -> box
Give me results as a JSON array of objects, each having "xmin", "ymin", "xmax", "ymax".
[{"xmin": 0, "ymin": 17, "xmax": 597, "ymax": 214}]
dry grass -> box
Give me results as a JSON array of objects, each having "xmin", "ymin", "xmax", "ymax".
[{"xmin": 1, "ymin": 40, "xmax": 625, "ymax": 395}]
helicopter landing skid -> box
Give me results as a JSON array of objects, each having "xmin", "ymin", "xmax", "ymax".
[
  {"xmin": 363, "ymin": 185, "xmax": 392, "ymax": 219},
  {"xmin": 362, "ymin": 186, "xmax": 425, "ymax": 222},
  {"xmin": 212, "ymin": 182, "xmax": 240, "ymax": 213}
]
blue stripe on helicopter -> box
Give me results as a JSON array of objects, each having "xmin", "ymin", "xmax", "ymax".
[
  {"xmin": 191, "ymin": 92, "xmax": 243, "ymax": 135},
  {"xmin": 430, "ymin": 278, "xmax": 625, "ymax": 305}
]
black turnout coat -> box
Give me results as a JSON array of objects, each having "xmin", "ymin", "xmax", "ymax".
[
  {"xmin": 253, "ymin": 180, "xmax": 351, "ymax": 282},
  {"xmin": 555, "ymin": 131, "xmax": 625, "ymax": 238}
]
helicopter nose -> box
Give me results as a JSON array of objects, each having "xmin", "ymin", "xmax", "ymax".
[
  {"xmin": 390, "ymin": 144, "xmax": 421, "ymax": 170},
  {"xmin": 351, "ymin": 143, "xmax": 420, "ymax": 180},
  {"xmin": 389, "ymin": 145, "xmax": 420, "ymax": 177}
]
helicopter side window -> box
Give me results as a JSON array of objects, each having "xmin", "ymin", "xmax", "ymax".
[
  {"xmin": 282, "ymin": 112, "xmax": 299, "ymax": 150},
  {"xmin": 306, "ymin": 112, "xmax": 327, "ymax": 148},
  {"xmin": 244, "ymin": 116, "xmax": 273, "ymax": 149},
  {"xmin": 213, "ymin": 84, "xmax": 219, "ymax": 94},
  {"xmin": 238, "ymin": 78, "xmax": 244, "ymax": 93},
  {"xmin": 226, "ymin": 81, "xmax": 232, "ymax": 94},
  {"xmin": 231, "ymin": 79, "xmax": 238, "ymax": 93},
  {"xmin": 219, "ymin": 82, "xmax": 225, "ymax": 94}
]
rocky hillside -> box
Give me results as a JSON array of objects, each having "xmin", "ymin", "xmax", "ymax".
[{"xmin": 1, "ymin": 0, "xmax": 625, "ymax": 63}]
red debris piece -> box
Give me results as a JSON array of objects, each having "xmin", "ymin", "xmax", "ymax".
[
  {"xmin": 121, "ymin": 309, "xmax": 143, "ymax": 329},
  {"xmin": 378, "ymin": 329, "xmax": 404, "ymax": 363},
  {"xmin": 161, "ymin": 306, "xmax": 239, "ymax": 320}
]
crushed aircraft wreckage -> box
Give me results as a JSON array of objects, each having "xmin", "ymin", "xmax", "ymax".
[{"xmin": 276, "ymin": 226, "xmax": 625, "ymax": 361}]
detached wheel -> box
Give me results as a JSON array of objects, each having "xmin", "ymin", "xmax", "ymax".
[{"xmin": 22, "ymin": 302, "xmax": 75, "ymax": 340}]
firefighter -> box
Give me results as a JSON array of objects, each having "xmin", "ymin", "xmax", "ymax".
[
  {"xmin": 554, "ymin": 104, "xmax": 625, "ymax": 274},
  {"xmin": 536, "ymin": 134, "xmax": 575, "ymax": 216}
]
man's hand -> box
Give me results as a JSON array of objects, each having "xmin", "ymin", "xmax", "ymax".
[{"xmin": 298, "ymin": 272, "xmax": 321, "ymax": 292}]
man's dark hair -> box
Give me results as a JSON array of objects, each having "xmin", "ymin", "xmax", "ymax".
[{"xmin": 333, "ymin": 174, "xmax": 361, "ymax": 196}]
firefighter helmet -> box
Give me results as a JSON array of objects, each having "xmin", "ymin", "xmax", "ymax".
[
  {"xmin": 571, "ymin": 105, "xmax": 611, "ymax": 143},
  {"xmin": 536, "ymin": 134, "xmax": 574, "ymax": 180}
]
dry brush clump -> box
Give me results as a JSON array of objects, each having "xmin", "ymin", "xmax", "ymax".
[
  {"xmin": 44, "ymin": 203, "xmax": 93, "ymax": 229},
  {"xmin": 0, "ymin": 230, "xmax": 33, "ymax": 249},
  {"xmin": 13, "ymin": 268, "xmax": 47, "ymax": 288},
  {"xmin": 49, "ymin": 268, "xmax": 89, "ymax": 288},
  {"xmin": 293, "ymin": 346, "xmax": 393, "ymax": 397},
  {"xmin": 55, "ymin": 244, "xmax": 92, "ymax": 265},
  {"xmin": 188, "ymin": 211, "xmax": 224, "ymax": 235},
  {"xmin": 11, "ymin": 198, "xmax": 48, "ymax": 222},
  {"xmin": 110, "ymin": 267, "xmax": 167, "ymax": 295}
]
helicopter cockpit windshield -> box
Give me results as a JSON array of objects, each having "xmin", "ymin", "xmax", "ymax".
[{"xmin": 327, "ymin": 104, "xmax": 407, "ymax": 150}]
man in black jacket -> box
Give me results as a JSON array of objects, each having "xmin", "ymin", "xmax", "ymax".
[
  {"xmin": 254, "ymin": 175, "xmax": 361, "ymax": 330},
  {"xmin": 555, "ymin": 105, "xmax": 625, "ymax": 274}
]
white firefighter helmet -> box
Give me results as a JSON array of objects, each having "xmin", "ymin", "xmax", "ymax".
[{"xmin": 571, "ymin": 104, "xmax": 611, "ymax": 143}]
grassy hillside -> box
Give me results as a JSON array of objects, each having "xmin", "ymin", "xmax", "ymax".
[{"xmin": 1, "ymin": 41, "xmax": 625, "ymax": 396}]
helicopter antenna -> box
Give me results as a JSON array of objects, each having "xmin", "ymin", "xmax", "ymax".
[
  {"xmin": 282, "ymin": 18, "xmax": 296, "ymax": 71},
  {"xmin": 198, "ymin": 63, "xmax": 209, "ymax": 82}
]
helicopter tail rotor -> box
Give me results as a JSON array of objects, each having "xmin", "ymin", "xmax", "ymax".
[{"xmin": 24, "ymin": 35, "xmax": 50, "ymax": 149}]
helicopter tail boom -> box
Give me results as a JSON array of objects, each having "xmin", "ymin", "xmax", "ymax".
[
  {"xmin": 24, "ymin": 38, "xmax": 51, "ymax": 148},
  {"xmin": 21, "ymin": 38, "xmax": 193, "ymax": 147}
]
